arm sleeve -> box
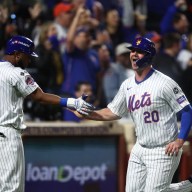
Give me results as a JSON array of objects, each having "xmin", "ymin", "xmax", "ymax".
[{"xmin": 177, "ymin": 105, "xmax": 192, "ymax": 140}]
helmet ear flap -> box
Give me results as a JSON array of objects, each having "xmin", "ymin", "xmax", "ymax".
[{"xmin": 136, "ymin": 54, "xmax": 153, "ymax": 68}]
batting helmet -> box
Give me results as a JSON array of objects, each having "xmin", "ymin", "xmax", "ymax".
[
  {"xmin": 127, "ymin": 37, "xmax": 156, "ymax": 68},
  {"xmin": 5, "ymin": 35, "xmax": 38, "ymax": 57}
]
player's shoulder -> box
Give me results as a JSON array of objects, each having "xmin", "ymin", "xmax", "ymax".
[
  {"xmin": 0, "ymin": 61, "xmax": 25, "ymax": 72},
  {"xmin": 9, "ymin": 66, "xmax": 29, "ymax": 77},
  {"xmin": 4, "ymin": 64, "xmax": 30, "ymax": 80},
  {"xmin": 0, "ymin": 61, "xmax": 19, "ymax": 76},
  {"xmin": 153, "ymin": 69, "xmax": 176, "ymax": 84},
  {"xmin": 153, "ymin": 69, "xmax": 179, "ymax": 91},
  {"xmin": 0, "ymin": 60, "xmax": 13, "ymax": 68},
  {"xmin": 13, "ymin": 66, "xmax": 27, "ymax": 73}
]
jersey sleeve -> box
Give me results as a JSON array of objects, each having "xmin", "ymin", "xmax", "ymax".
[
  {"xmin": 107, "ymin": 81, "xmax": 128, "ymax": 117},
  {"xmin": 162, "ymin": 78, "xmax": 190, "ymax": 113},
  {"xmin": 10, "ymin": 68, "xmax": 39, "ymax": 97}
]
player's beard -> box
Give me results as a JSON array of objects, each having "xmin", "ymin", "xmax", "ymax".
[{"xmin": 17, "ymin": 59, "xmax": 26, "ymax": 69}]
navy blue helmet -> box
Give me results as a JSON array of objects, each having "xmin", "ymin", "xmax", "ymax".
[
  {"xmin": 5, "ymin": 35, "xmax": 38, "ymax": 57},
  {"xmin": 127, "ymin": 37, "xmax": 156, "ymax": 68}
]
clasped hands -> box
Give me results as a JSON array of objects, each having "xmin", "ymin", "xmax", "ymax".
[{"xmin": 67, "ymin": 94, "xmax": 95, "ymax": 116}]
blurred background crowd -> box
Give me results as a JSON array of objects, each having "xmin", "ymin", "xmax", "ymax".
[{"xmin": 0, "ymin": 0, "xmax": 192, "ymax": 122}]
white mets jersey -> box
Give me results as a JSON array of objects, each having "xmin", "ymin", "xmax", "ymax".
[
  {"xmin": 0, "ymin": 60, "xmax": 39, "ymax": 129},
  {"xmin": 108, "ymin": 69, "xmax": 189, "ymax": 147}
]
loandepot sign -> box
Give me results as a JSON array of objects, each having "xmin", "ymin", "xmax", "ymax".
[{"xmin": 26, "ymin": 163, "xmax": 108, "ymax": 185}]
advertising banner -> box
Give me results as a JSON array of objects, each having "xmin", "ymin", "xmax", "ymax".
[{"xmin": 24, "ymin": 136, "xmax": 118, "ymax": 192}]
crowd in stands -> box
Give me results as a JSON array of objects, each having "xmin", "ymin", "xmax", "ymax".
[{"xmin": 0, "ymin": 0, "xmax": 192, "ymax": 122}]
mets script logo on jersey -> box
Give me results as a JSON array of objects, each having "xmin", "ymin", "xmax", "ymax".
[
  {"xmin": 25, "ymin": 75, "xmax": 35, "ymax": 85},
  {"xmin": 128, "ymin": 92, "xmax": 151, "ymax": 112}
]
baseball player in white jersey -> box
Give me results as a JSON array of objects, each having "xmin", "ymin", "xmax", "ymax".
[
  {"xmin": 75, "ymin": 37, "xmax": 192, "ymax": 191},
  {"xmin": 0, "ymin": 35, "xmax": 94, "ymax": 192}
]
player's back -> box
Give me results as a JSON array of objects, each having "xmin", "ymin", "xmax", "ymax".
[
  {"xmin": 0, "ymin": 61, "xmax": 15, "ymax": 101},
  {"xmin": 0, "ymin": 61, "xmax": 24, "ymax": 128}
]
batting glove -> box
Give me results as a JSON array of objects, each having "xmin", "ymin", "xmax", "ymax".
[{"xmin": 61, "ymin": 95, "xmax": 95, "ymax": 115}]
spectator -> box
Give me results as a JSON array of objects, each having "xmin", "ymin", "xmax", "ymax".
[
  {"xmin": 100, "ymin": 7, "xmax": 126, "ymax": 59},
  {"xmin": 26, "ymin": 1, "xmax": 47, "ymax": 42},
  {"xmin": 0, "ymin": 3, "xmax": 18, "ymax": 55},
  {"xmin": 103, "ymin": 42, "xmax": 134, "ymax": 103},
  {"xmin": 34, "ymin": 21, "xmax": 63, "ymax": 93},
  {"xmin": 72, "ymin": 0, "xmax": 104, "ymax": 22},
  {"xmin": 0, "ymin": 0, "xmax": 46, "ymax": 45},
  {"xmin": 75, "ymin": 6, "xmax": 99, "ymax": 30},
  {"xmin": 72, "ymin": 0, "xmax": 93, "ymax": 12},
  {"xmin": 24, "ymin": 21, "xmax": 64, "ymax": 121},
  {"xmin": 160, "ymin": 0, "xmax": 189, "ymax": 48},
  {"xmin": 177, "ymin": 33, "xmax": 192, "ymax": 70},
  {"xmin": 53, "ymin": 2, "xmax": 75, "ymax": 54},
  {"xmin": 124, "ymin": 11, "xmax": 148, "ymax": 44},
  {"xmin": 92, "ymin": 1, "xmax": 104, "ymax": 22},
  {"xmin": 153, "ymin": 33, "xmax": 183, "ymax": 88},
  {"xmin": 61, "ymin": 6, "xmax": 100, "ymax": 98},
  {"xmin": 63, "ymin": 81, "xmax": 94, "ymax": 122},
  {"xmin": 3, "ymin": 1, "xmax": 48, "ymax": 43},
  {"xmin": 93, "ymin": 28, "xmax": 113, "ymax": 57},
  {"xmin": 177, "ymin": 33, "xmax": 192, "ymax": 103},
  {"xmin": 119, "ymin": 0, "xmax": 148, "ymax": 38},
  {"xmin": 92, "ymin": 43, "xmax": 112, "ymax": 108}
]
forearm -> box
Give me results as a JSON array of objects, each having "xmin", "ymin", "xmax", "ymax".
[
  {"xmin": 160, "ymin": 5, "xmax": 177, "ymax": 34},
  {"xmin": 66, "ymin": 7, "xmax": 84, "ymax": 50},
  {"xmin": 67, "ymin": 15, "xmax": 79, "ymax": 42},
  {"xmin": 30, "ymin": 89, "xmax": 79, "ymax": 107},
  {"xmin": 30, "ymin": 90, "xmax": 61, "ymax": 105},
  {"xmin": 82, "ymin": 108, "xmax": 120, "ymax": 121},
  {"xmin": 29, "ymin": 88, "xmax": 95, "ymax": 116},
  {"xmin": 122, "ymin": 0, "xmax": 134, "ymax": 27}
]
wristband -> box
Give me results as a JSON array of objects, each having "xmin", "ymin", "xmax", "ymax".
[{"xmin": 60, "ymin": 98, "xmax": 68, "ymax": 107}]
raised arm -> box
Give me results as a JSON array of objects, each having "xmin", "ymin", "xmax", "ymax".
[{"xmin": 66, "ymin": 6, "xmax": 85, "ymax": 52}]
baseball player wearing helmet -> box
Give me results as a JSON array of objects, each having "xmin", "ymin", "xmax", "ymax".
[
  {"xmin": 75, "ymin": 37, "xmax": 192, "ymax": 191},
  {"xmin": 0, "ymin": 35, "xmax": 94, "ymax": 192}
]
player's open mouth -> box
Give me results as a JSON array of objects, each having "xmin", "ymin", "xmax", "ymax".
[{"xmin": 132, "ymin": 58, "xmax": 138, "ymax": 64}]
